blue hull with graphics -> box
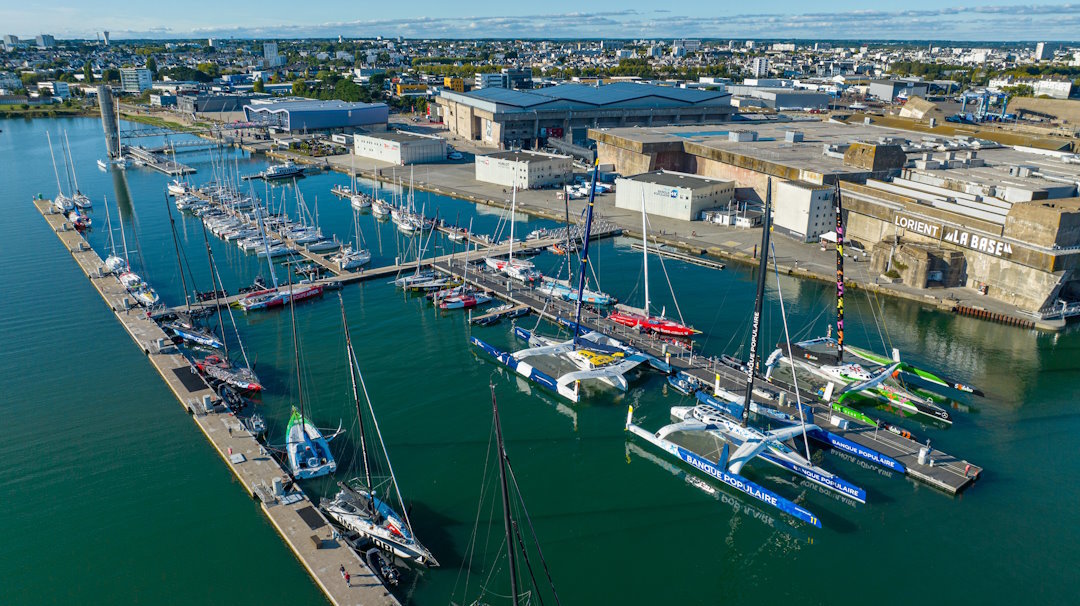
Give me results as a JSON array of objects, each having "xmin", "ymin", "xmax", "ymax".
[
  {"xmin": 626, "ymin": 419, "xmax": 821, "ymax": 528},
  {"xmin": 470, "ymin": 336, "xmax": 564, "ymax": 396},
  {"xmin": 808, "ymin": 428, "xmax": 906, "ymax": 473}
]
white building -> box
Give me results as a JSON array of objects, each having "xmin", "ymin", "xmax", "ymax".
[
  {"xmin": 353, "ymin": 131, "xmax": 446, "ymax": 165},
  {"xmin": 1033, "ymin": 79, "xmax": 1073, "ymax": 100},
  {"xmin": 475, "ymin": 150, "xmax": 572, "ymax": 190},
  {"xmin": 119, "ymin": 68, "xmax": 152, "ymax": 93},
  {"xmin": 475, "ymin": 72, "xmax": 505, "ymax": 89},
  {"xmin": 673, "ymin": 39, "xmax": 702, "ymax": 52},
  {"xmin": 750, "ymin": 57, "xmax": 770, "ymax": 78},
  {"xmin": 37, "ymin": 81, "xmax": 69, "ymax": 99},
  {"xmin": 35, "ymin": 34, "xmax": 56, "ymax": 49},
  {"xmin": 1034, "ymin": 42, "xmax": 1056, "ymax": 61},
  {"xmin": 615, "ymin": 170, "xmax": 735, "ymax": 222},
  {"xmin": 773, "ymin": 180, "xmax": 835, "ymax": 242}
]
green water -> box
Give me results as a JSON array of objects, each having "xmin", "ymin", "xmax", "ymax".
[{"xmin": 2, "ymin": 117, "xmax": 1077, "ymax": 605}]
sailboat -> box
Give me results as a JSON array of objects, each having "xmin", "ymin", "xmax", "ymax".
[
  {"xmin": 439, "ymin": 220, "xmax": 493, "ymax": 310},
  {"xmin": 471, "ymin": 163, "xmax": 669, "ymax": 403},
  {"xmin": 111, "ymin": 200, "xmax": 160, "ymax": 308},
  {"xmin": 236, "ymin": 199, "xmax": 323, "ymax": 311},
  {"xmin": 625, "ymin": 186, "xmax": 855, "ymax": 525},
  {"xmin": 63, "ymin": 132, "xmax": 92, "ymax": 209},
  {"xmin": 102, "ymin": 195, "xmax": 127, "ymax": 274},
  {"xmin": 453, "ymin": 385, "xmax": 561, "ymax": 605},
  {"xmin": 159, "ymin": 193, "xmax": 225, "ymax": 350},
  {"xmin": 283, "ymin": 274, "xmax": 339, "ymax": 480},
  {"xmin": 607, "ymin": 190, "xmax": 698, "ymax": 337},
  {"xmin": 484, "ymin": 186, "xmax": 539, "ymax": 283},
  {"xmin": 765, "ymin": 184, "xmax": 967, "ymax": 424},
  {"xmin": 46, "ymin": 132, "xmax": 74, "ymax": 213},
  {"xmin": 322, "ymin": 295, "xmax": 438, "ymax": 567},
  {"xmin": 329, "ymin": 208, "xmax": 372, "ymax": 271}
]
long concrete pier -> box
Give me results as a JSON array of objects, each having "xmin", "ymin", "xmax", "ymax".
[
  {"xmin": 437, "ymin": 257, "xmax": 983, "ymax": 495},
  {"xmin": 36, "ymin": 199, "xmax": 398, "ymax": 606}
]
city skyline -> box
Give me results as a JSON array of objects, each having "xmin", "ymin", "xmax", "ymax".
[{"xmin": 3, "ymin": 2, "xmax": 1080, "ymax": 41}]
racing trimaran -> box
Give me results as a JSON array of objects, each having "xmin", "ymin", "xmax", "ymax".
[
  {"xmin": 766, "ymin": 184, "xmax": 980, "ymax": 424},
  {"xmin": 471, "ymin": 162, "xmax": 669, "ymax": 403}
]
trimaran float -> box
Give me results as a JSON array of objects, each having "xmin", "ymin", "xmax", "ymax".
[
  {"xmin": 766, "ymin": 184, "xmax": 981, "ymax": 424},
  {"xmin": 472, "ymin": 162, "xmax": 669, "ymax": 403},
  {"xmin": 626, "ymin": 182, "xmax": 865, "ymax": 526}
]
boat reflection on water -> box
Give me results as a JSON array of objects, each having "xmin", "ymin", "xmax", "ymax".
[{"xmin": 624, "ymin": 441, "xmax": 809, "ymax": 546}]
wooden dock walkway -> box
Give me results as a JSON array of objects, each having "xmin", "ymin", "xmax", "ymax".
[
  {"xmin": 36, "ymin": 199, "xmax": 399, "ymax": 606},
  {"xmin": 629, "ymin": 242, "xmax": 725, "ymax": 271},
  {"xmin": 436, "ymin": 258, "xmax": 982, "ymax": 495}
]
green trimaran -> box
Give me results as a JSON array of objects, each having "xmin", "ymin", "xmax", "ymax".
[{"xmin": 767, "ymin": 184, "xmax": 983, "ymax": 426}]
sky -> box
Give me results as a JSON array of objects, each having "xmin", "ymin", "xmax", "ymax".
[{"xmin": 2, "ymin": 1, "xmax": 1079, "ymax": 41}]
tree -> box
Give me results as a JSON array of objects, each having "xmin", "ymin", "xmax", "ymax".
[
  {"xmin": 252, "ymin": 78, "xmax": 265, "ymax": 93},
  {"xmin": 83, "ymin": 61, "xmax": 93, "ymax": 83},
  {"xmin": 102, "ymin": 68, "xmax": 121, "ymax": 83},
  {"xmin": 145, "ymin": 57, "xmax": 157, "ymax": 77},
  {"xmin": 292, "ymin": 79, "xmax": 307, "ymax": 96}
]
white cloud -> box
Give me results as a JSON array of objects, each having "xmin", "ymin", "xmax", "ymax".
[{"xmin": 73, "ymin": 4, "xmax": 1080, "ymax": 40}]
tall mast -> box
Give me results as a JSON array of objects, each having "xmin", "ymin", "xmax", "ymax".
[
  {"xmin": 491, "ymin": 384, "xmax": 520, "ymax": 606},
  {"xmin": 288, "ymin": 269, "xmax": 305, "ymax": 425},
  {"xmin": 103, "ymin": 194, "xmax": 117, "ymax": 257},
  {"xmin": 253, "ymin": 199, "xmax": 278, "ymax": 289},
  {"xmin": 834, "ymin": 183, "xmax": 845, "ymax": 363},
  {"xmin": 65, "ymin": 131, "xmax": 81, "ymax": 194},
  {"xmin": 640, "ymin": 188, "xmax": 650, "ymax": 315},
  {"xmin": 571, "ymin": 162, "xmax": 600, "ymax": 347},
  {"xmin": 60, "ymin": 130, "xmax": 75, "ymax": 195},
  {"xmin": 742, "ymin": 180, "xmax": 772, "ymax": 428},
  {"xmin": 563, "ymin": 190, "xmax": 573, "ymax": 281},
  {"xmin": 118, "ymin": 199, "xmax": 131, "ymax": 265},
  {"xmin": 46, "ymin": 131, "xmax": 65, "ymax": 197},
  {"xmin": 340, "ymin": 295, "xmax": 373, "ymax": 493},
  {"xmin": 165, "ymin": 193, "xmax": 191, "ymax": 310},
  {"xmin": 199, "ymin": 219, "xmax": 230, "ymax": 359},
  {"xmin": 508, "ymin": 185, "xmax": 516, "ymax": 265}
]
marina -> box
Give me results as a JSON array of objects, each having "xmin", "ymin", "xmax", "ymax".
[
  {"xmin": 7, "ymin": 116, "xmax": 1076, "ymax": 606},
  {"xmin": 35, "ymin": 198, "xmax": 398, "ymax": 606}
]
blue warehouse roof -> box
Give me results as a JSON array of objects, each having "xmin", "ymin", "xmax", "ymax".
[{"xmin": 442, "ymin": 82, "xmax": 731, "ymax": 113}]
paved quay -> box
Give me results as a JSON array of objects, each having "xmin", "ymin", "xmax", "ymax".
[
  {"xmin": 35, "ymin": 199, "xmax": 399, "ymax": 606},
  {"xmin": 263, "ymin": 151, "xmax": 1058, "ymax": 332}
]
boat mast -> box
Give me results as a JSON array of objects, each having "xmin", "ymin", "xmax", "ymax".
[
  {"xmin": 340, "ymin": 295, "xmax": 374, "ymax": 493},
  {"xmin": 103, "ymin": 194, "xmax": 117, "ymax": 258},
  {"xmin": 288, "ymin": 269, "xmax": 305, "ymax": 426},
  {"xmin": 165, "ymin": 192, "xmax": 191, "ymax": 310},
  {"xmin": 563, "ymin": 191, "xmax": 573, "ymax": 280},
  {"xmin": 508, "ymin": 184, "xmax": 516, "ymax": 265},
  {"xmin": 118, "ymin": 198, "xmax": 131, "ymax": 266},
  {"xmin": 491, "ymin": 384, "xmax": 520, "ymax": 606},
  {"xmin": 640, "ymin": 189, "xmax": 650, "ymax": 316},
  {"xmin": 254, "ymin": 199, "xmax": 278, "ymax": 289},
  {"xmin": 46, "ymin": 132, "xmax": 65, "ymax": 197},
  {"xmin": 64, "ymin": 131, "xmax": 81, "ymax": 195},
  {"xmin": 60, "ymin": 131, "xmax": 76, "ymax": 195},
  {"xmin": 571, "ymin": 162, "xmax": 600, "ymax": 347},
  {"xmin": 834, "ymin": 183, "xmax": 845, "ymax": 363},
  {"xmin": 741, "ymin": 180, "xmax": 773, "ymax": 428},
  {"xmin": 199, "ymin": 219, "xmax": 231, "ymax": 359}
]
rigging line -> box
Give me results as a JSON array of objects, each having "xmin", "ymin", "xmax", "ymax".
[
  {"xmin": 644, "ymin": 212, "xmax": 687, "ymax": 324},
  {"xmin": 352, "ymin": 345, "xmax": 414, "ymax": 532},
  {"xmin": 873, "ymin": 289, "xmax": 896, "ymax": 353},
  {"xmin": 864, "ymin": 288, "xmax": 889, "ymax": 354},
  {"xmin": 771, "ymin": 242, "xmax": 813, "ymax": 462},
  {"xmin": 511, "ymin": 520, "xmax": 545, "ymax": 606},
  {"xmin": 505, "ymin": 460, "xmax": 562, "ymax": 606}
]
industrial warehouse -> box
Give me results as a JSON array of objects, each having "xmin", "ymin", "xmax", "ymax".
[
  {"xmin": 614, "ymin": 170, "xmax": 735, "ymax": 221},
  {"xmin": 475, "ymin": 150, "xmax": 572, "ymax": 189},
  {"xmin": 353, "ymin": 130, "xmax": 446, "ymax": 165},
  {"xmin": 434, "ymin": 82, "xmax": 734, "ymax": 150},
  {"xmin": 592, "ymin": 121, "xmax": 1080, "ymax": 313},
  {"xmin": 242, "ymin": 99, "xmax": 388, "ymax": 133}
]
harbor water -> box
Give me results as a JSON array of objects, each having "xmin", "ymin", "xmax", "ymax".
[{"xmin": 2, "ymin": 117, "xmax": 1077, "ymax": 604}]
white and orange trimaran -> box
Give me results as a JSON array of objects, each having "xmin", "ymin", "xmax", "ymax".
[{"xmin": 607, "ymin": 189, "xmax": 700, "ymax": 338}]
